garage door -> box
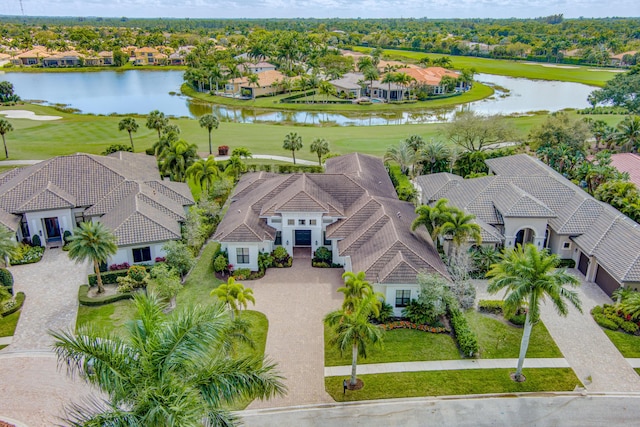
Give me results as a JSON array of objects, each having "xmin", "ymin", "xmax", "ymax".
[
  {"xmin": 578, "ymin": 252, "xmax": 589, "ymax": 275},
  {"xmin": 294, "ymin": 230, "xmax": 311, "ymax": 246},
  {"xmin": 595, "ymin": 265, "xmax": 621, "ymax": 296}
]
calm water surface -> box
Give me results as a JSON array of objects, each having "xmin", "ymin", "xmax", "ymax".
[{"xmin": 0, "ymin": 70, "xmax": 595, "ymax": 126}]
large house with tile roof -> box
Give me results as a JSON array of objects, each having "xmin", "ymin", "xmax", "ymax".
[
  {"xmin": 214, "ymin": 153, "xmax": 449, "ymax": 315},
  {"xmin": 0, "ymin": 152, "xmax": 194, "ymax": 266},
  {"xmin": 415, "ymin": 153, "xmax": 640, "ymax": 296}
]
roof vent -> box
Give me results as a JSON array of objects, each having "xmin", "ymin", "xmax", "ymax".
[
  {"xmin": 396, "ymin": 211, "xmax": 401, "ymax": 218},
  {"xmin": 238, "ymin": 209, "xmax": 241, "ymax": 213}
]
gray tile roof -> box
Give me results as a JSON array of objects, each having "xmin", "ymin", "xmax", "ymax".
[
  {"xmin": 0, "ymin": 208, "xmax": 20, "ymax": 232},
  {"xmin": 493, "ymin": 183, "xmax": 555, "ymax": 218},
  {"xmin": 17, "ymin": 182, "xmax": 76, "ymax": 213}
]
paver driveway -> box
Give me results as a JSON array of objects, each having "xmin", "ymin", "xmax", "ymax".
[{"xmin": 247, "ymin": 254, "xmax": 344, "ymax": 408}]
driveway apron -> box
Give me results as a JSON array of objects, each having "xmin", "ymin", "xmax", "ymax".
[{"xmin": 247, "ymin": 255, "xmax": 344, "ymax": 408}]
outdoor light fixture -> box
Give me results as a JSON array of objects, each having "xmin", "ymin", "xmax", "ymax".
[{"xmin": 286, "ymin": 240, "xmax": 289, "ymax": 245}]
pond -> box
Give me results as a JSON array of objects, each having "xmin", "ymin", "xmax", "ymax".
[{"xmin": 0, "ymin": 70, "xmax": 595, "ymax": 126}]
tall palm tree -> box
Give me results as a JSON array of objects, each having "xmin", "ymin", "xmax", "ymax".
[
  {"xmin": 438, "ymin": 209, "xmax": 482, "ymax": 257},
  {"xmin": 310, "ymin": 137, "xmax": 330, "ymax": 166},
  {"xmin": 616, "ymin": 115, "xmax": 640, "ymax": 153},
  {"xmin": 199, "ymin": 113, "xmax": 220, "ymax": 155},
  {"xmin": 337, "ymin": 271, "xmax": 381, "ymax": 313},
  {"xmin": 51, "ymin": 293, "xmax": 284, "ymax": 426},
  {"xmin": 362, "ymin": 66, "xmax": 379, "ymax": 99},
  {"xmin": 0, "ymin": 225, "xmax": 17, "ymax": 267},
  {"xmin": 210, "ymin": 276, "xmax": 256, "ymax": 321},
  {"xmin": 412, "ymin": 198, "xmax": 452, "ymax": 242},
  {"xmin": 487, "ymin": 244, "xmax": 581, "ymax": 382},
  {"xmin": 384, "ymin": 140, "xmax": 415, "ymax": 176},
  {"xmin": 381, "ymin": 72, "xmax": 397, "ymax": 102},
  {"xmin": 404, "ymin": 135, "xmax": 425, "ymax": 174},
  {"xmin": 0, "ymin": 118, "xmax": 13, "ymax": 159},
  {"xmin": 324, "ymin": 292, "xmax": 384, "ymax": 387},
  {"xmin": 117, "ymin": 117, "xmax": 139, "ymax": 151},
  {"xmin": 421, "ymin": 139, "xmax": 451, "ymax": 174},
  {"xmin": 317, "ymin": 80, "xmax": 336, "ymax": 103},
  {"xmin": 283, "ymin": 132, "xmax": 303, "ymax": 165},
  {"xmin": 67, "ymin": 222, "xmax": 117, "ymax": 294},
  {"xmin": 146, "ymin": 110, "xmax": 169, "ymax": 142},
  {"xmin": 159, "ymin": 139, "xmax": 199, "ymax": 182},
  {"xmin": 247, "ymin": 73, "xmax": 259, "ymax": 100},
  {"xmin": 186, "ymin": 156, "xmax": 220, "ymax": 193}
]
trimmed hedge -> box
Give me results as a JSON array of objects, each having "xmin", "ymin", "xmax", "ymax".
[
  {"xmin": 558, "ymin": 259, "xmax": 576, "ymax": 268},
  {"xmin": 0, "ymin": 268, "xmax": 13, "ymax": 287},
  {"xmin": 477, "ymin": 299, "xmax": 503, "ymax": 314},
  {"xmin": 1, "ymin": 291, "xmax": 25, "ymax": 317},
  {"xmin": 88, "ymin": 267, "xmax": 151, "ymax": 287},
  {"xmin": 276, "ymin": 164, "xmax": 323, "ymax": 174},
  {"xmin": 446, "ymin": 296, "xmax": 478, "ymax": 357},
  {"xmin": 78, "ymin": 284, "xmax": 134, "ymax": 306}
]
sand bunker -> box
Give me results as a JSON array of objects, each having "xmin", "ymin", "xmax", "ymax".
[
  {"xmin": 522, "ymin": 62, "xmax": 579, "ymax": 69},
  {"xmin": 0, "ymin": 110, "xmax": 62, "ymax": 121},
  {"xmin": 588, "ymin": 68, "xmax": 626, "ymax": 73}
]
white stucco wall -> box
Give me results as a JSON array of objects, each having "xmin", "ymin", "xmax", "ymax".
[
  {"xmin": 546, "ymin": 229, "xmax": 575, "ymax": 260},
  {"xmin": 109, "ymin": 242, "xmax": 167, "ymax": 266},
  {"xmin": 503, "ymin": 217, "xmax": 548, "ymax": 250},
  {"xmin": 374, "ymin": 283, "xmax": 420, "ymax": 317},
  {"xmin": 24, "ymin": 208, "xmax": 74, "ymax": 245}
]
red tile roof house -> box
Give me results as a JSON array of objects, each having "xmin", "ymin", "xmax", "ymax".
[
  {"xmin": 213, "ymin": 153, "xmax": 449, "ymax": 316},
  {"xmin": 0, "ymin": 152, "xmax": 194, "ymax": 267},
  {"xmin": 609, "ymin": 153, "xmax": 640, "ymax": 189}
]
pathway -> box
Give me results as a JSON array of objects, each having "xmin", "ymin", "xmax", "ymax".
[
  {"xmin": 247, "ymin": 252, "xmax": 343, "ymax": 408},
  {"xmin": 6, "ymin": 247, "xmax": 91, "ymax": 351},
  {"xmin": 475, "ymin": 273, "xmax": 640, "ymax": 392},
  {"xmin": 211, "ymin": 154, "xmax": 318, "ymax": 166},
  {"xmin": 325, "ymin": 358, "xmax": 570, "ymax": 376}
]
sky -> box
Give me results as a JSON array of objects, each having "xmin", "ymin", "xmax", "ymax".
[{"xmin": 0, "ymin": 0, "xmax": 638, "ymax": 20}]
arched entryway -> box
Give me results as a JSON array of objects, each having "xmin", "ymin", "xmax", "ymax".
[{"xmin": 515, "ymin": 228, "xmax": 535, "ymax": 246}]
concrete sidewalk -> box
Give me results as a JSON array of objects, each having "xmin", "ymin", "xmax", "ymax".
[
  {"xmin": 0, "ymin": 336, "xmax": 12, "ymax": 346},
  {"xmin": 325, "ymin": 358, "xmax": 570, "ymax": 376}
]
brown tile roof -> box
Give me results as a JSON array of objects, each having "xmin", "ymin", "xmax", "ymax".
[
  {"xmin": 229, "ymin": 70, "xmax": 288, "ymax": 89},
  {"xmin": 396, "ymin": 66, "xmax": 459, "ymax": 86},
  {"xmin": 17, "ymin": 181, "xmax": 76, "ymax": 212},
  {"xmin": 609, "ymin": 153, "xmax": 640, "ymax": 188}
]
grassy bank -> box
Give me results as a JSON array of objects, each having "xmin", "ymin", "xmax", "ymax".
[
  {"xmin": 326, "ymin": 368, "xmax": 581, "ymax": 401},
  {"xmin": 0, "ymin": 104, "xmax": 624, "ymax": 162},
  {"xmin": 3, "ymin": 63, "xmax": 187, "ymax": 73},
  {"xmin": 183, "ymin": 82, "xmax": 494, "ymax": 112},
  {"xmin": 354, "ymin": 47, "xmax": 617, "ymax": 87}
]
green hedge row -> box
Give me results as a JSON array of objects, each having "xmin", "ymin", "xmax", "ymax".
[
  {"xmin": 88, "ymin": 267, "xmax": 152, "ymax": 287},
  {"xmin": 557, "ymin": 259, "xmax": 576, "ymax": 268},
  {"xmin": 477, "ymin": 299, "xmax": 526, "ymax": 326},
  {"xmin": 279, "ymin": 90, "xmax": 316, "ymax": 102},
  {"xmin": 1, "ymin": 292, "xmax": 25, "ymax": 317},
  {"xmin": 446, "ymin": 296, "xmax": 478, "ymax": 357},
  {"xmin": 78, "ymin": 284, "xmax": 133, "ymax": 306}
]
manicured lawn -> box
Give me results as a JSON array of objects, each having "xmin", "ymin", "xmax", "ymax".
[
  {"xmin": 179, "ymin": 241, "xmax": 223, "ymax": 308},
  {"xmin": 603, "ymin": 329, "xmax": 640, "ymax": 358},
  {"xmin": 466, "ymin": 310, "xmax": 562, "ymax": 359},
  {"xmin": 0, "ymin": 310, "xmax": 21, "ymax": 337},
  {"xmin": 353, "ymin": 47, "xmax": 617, "ymax": 87},
  {"xmin": 76, "ymin": 299, "xmax": 138, "ymax": 338},
  {"xmin": 326, "ymin": 368, "xmax": 581, "ymax": 401},
  {"xmin": 0, "ymin": 104, "xmax": 625, "ymax": 162},
  {"xmin": 325, "ymin": 326, "xmax": 461, "ymax": 366}
]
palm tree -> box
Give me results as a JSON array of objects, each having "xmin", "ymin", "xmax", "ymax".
[
  {"xmin": 199, "ymin": 113, "xmax": 220, "ymax": 155},
  {"xmin": 186, "ymin": 156, "xmax": 220, "ymax": 193},
  {"xmin": 146, "ymin": 110, "xmax": 169, "ymax": 142},
  {"xmin": 337, "ymin": 271, "xmax": 381, "ymax": 313},
  {"xmin": 51, "ymin": 293, "xmax": 284, "ymax": 426},
  {"xmin": 310, "ymin": 137, "xmax": 330, "ymax": 166},
  {"xmin": 210, "ymin": 276, "xmax": 256, "ymax": 321},
  {"xmin": 324, "ymin": 292, "xmax": 384, "ymax": 387},
  {"xmin": 247, "ymin": 73, "xmax": 259, "ymax": 99},
  {"xmin": 421, "ymin": 139, "xmax": 451, "ymax": 174},
  {"xmin": 487, "ymin": 244, "xmax": 581, "ymax": 382},
  {"xmin": 438, "ymin": 209, "xmax": 482, "ymax": 257},
  {"xmin": 117, "ymin": 117, "xmax": 138, "ymax": 151},
  {"xmin": 404, "ymin": 135, "xmax": 425, "ymax": 174},
  {"xmin": 283, "ymin": 132, "xmax": 303, "ymax": 165},
  {"xmin": 616, "ymin": 115, "xmax": 640, "ymax": 153},
  {"xmin": 362, "ymin": 66, "xmax": 379, "ymax": 99},
  {"xmin": 67, "ymin": 222, "xmax": 117, "ymax": 294},
  {"xmin": 317, "ymin": 80, "xmax": 336, "ymax": 103},
  {"xmin": 381, "ymin": 72, "xmax": 397, "ymax": 102},
  {"xmin": 411, "ymin": 198, "xmax": 452, "ymax": 242},
  {"xmin": 159, "ymin": 139, "xmax": 199, "ymax": 182},
  {"xmin": 0, "ymin": 225, "xmax": 17, "ymax": 267},
  {"xmin": 384, "ymin": 141, "xmax": 415, "ymax": 176},
  {"xmin": 0, "ymin": 118, "xmax": 13, "ymax": 159},
  {"xmin": 224, "ymin": 155, "xmax": 247, "ymax": 181}
]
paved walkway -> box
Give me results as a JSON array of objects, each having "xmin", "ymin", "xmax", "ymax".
[
  {"xmin": 212, "ymin": 154, "xmax": 318, "ymax": 166},
  {"xmin": 247, "ymin": 253, "xmax": 344, "ymax": 409},
  {"xmin": 475, "ymin": 272, "xmax": 640, "ymax": 392},
  {"xmin": 5, "ymin": 247, "xmax": 91, "ymax": 352},
  {"xmin": 325, "ymin": 358, "xmax": 570, "ymax": 376}
]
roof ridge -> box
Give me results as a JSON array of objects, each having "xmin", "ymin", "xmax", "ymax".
[
  {"xmin": 341, "ymin": 211, "xmax": 387, "ymax": 254},
  {"xmin": 592, "ymin": 215, "xmax": 624, "ymax": 255}
]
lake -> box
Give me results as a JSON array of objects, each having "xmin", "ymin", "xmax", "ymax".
[{"xmin": 0, "ymin": 70, "xmax": 596, "ymax": 126}]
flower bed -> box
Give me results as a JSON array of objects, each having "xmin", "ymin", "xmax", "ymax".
[
  {"xmin": 9, "ymin": 244, "xmax": 45, "ymax": 265},
  {"xmin": 591, "ymin": 304, "xmax": 640, "ymax": 334},
  {"xmin": 380, "ymin": 320, "xmax": 450, "ymax": 334}
]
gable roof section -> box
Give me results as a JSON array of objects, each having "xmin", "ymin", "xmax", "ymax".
[
  {"xmin": 0, "ymin": 208, "xmax": 20, "ymax": 232},
  {"xmin": 493, "ymin": 183, "xmax": 555, "ymax": 218},
  {"xmin": 17, "ymin": 182, "xmax": 76, "ymax": 213}
]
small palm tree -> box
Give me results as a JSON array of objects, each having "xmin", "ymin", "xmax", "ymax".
[
  {"xmin": 51, "ymin": 293, "xmax": 285, "ymax": 425},
  {"xmin": 186, "ymin": 156, "xmax": 220, "ymax": 193},
  {"xmin": 159, "ymin": 139, "xmax": 199, "ymax": 182},
  {"xmin": 146, "ymin": 110, "xmax": 169, "ymax": 142},
  {"xmin": 362, "ymin": 66, "xmax": 379, "ymax": 99},
  {"xmin": 199, "ymin": 113, "xmax": 220, "ymax": 155},
  {"xmin": 338, "ymin": 271, "xmax": 381, "ymax": 313},
  {"xmin": 211, "ymin": 276, "xmax": 256, "ymax": 321},
  {"xmin": 324, "ymin": 293, "xmax": 384, "ymax": 387},
  {"xmin": 67, "ymin": 222, "xmax": 117, "ymax": 294},
  {"xmin": 438, "ymin": 209, "xmax": 482, "ymax": 257},
  {"xmin": 421, "ymin": 139, "xmax": 451, "ymax": 174},
  {"xmin": 384, "ymin": 141, "xmax": 416, "ymax": 176},
  {"xmin": 487, "ymin": 244, "xmax": 581, "ymax": 382},
  {"xmin": 0, "ymin": 225, "xmax": 17, "ymax": 267},
  {"xmin": 616, "ymin": 115, "xmax": 640, "ymax": 153},
  {"xmin": 310, "ymin": 137, "xmax": 330, "ymax": 166},
  {"xmin": 381, "ymin": 72, "xmax": 397, "ymax": 102},
  {"xmin": 0, "ymin": 117, "xmax": 14, "ymax": 159},
  {"xmin": 247, "ymin": 73, "xmax": 260, "ymax": 99},
  {"xmin": 117, "ymin": 117, "xmax": 139, "ymax": 151},
  {"xmin": 412, "ymin": 198, "xmax": 452, "ymax": 242},
  {"xmin": 283, "ymin": 132, "xmax": 303, "ymax": 165}
]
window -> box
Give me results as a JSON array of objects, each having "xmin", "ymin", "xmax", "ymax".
[
  {"xmin": 395, "ymin": 290, "xmax": 411, "ymax": 308},
  {"xmin": 132, "ymin": 247, "xmax": 151, "ymax": 263},
  {"xmin": 562, "ymin": 242, "xmax": 571, "ymax": 249},
  {"xmin": 323, "ymin": 231, "xmax": 331, "ymax": 246},
  {"xmin": 309, "ymin": 219, "xmax": 317, "ymax": 226},
  {"xmin": 236, "ymin": 248, "xmax": 250, "ymax": 264},
  {"xmin": 298, "ymin": 219, "xmax": 306, "ymax": 225},
  {"xmin": 271, "ymin": 217, "xmax": 281, "ymax": 223},
  {"xmin": 287, "ymin": 219, "xmax": 295, "ymax": 226},
  {"xmin": 275, "ymin": 231, "xmax": 282, "ymax": 245}
]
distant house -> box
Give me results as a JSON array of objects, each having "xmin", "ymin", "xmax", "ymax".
[
  {"xmin": 214, "ymin": 153, "xmax": 449, "ymax": 316},
  {"xmin": 42, "ymin": 50, "xmax": 83, "ymax": 67},
  {"xmin": 609, "ymin": 153, "xmax": 640, "ymax": 188},
  {"xmin": 329, "ymin": 72, "xmax": 364, "ymax": 98},
  {"xmin": 134, "ymin": 47, "xmax": 167, "ymax": 65},
  {"xmin": 98, "ymin": 51, "xmax": 114, "ymax": 66},
  {"xmin": 238, "ymin": 61, "xmax": 277, "ymax": 74},
  {"xmin": 14, "ymin": 46, "xmax": 50, "ymax": 66},
  {"xmin": 225, "ymin": 70, "xmax": 290, "ymax": 98},
  {"xmin": 396, "ymin": 66, "xmax": 467, "ymax": 94},
  {"xmin": 416, "ymin": 154, "xmax": 640, "ymax": 296},
  {"xmin": 168, "ymin": 46, "xmax": 194, "ymax": 65},
  {"xmin": 611, "ymin": 51, "xmax": 638, "ymax": 67},
  {"xmin": 0, "ymin": 152, "xmax": 194, "ymax": 266}
]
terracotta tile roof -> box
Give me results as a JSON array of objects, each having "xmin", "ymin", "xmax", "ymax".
[
  {"xmin": 229, "ymin": 70, "xmax": 288, "ymax": 89},
  {"xmin": 609, "ymin": 153, "xmax": 640, "ymax": 188},
  {"xmin": 395, "ymin": 66, "xmax": 459, "ymax": 86},
  {"xmin": 16, "ymin": 46, "xmax": 50, "ymax": 58}
]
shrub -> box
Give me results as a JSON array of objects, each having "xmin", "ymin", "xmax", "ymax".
[
  {"xmin": 78, "ymin": 285, "xmax": 133, "ymax": 306},
  {"xmin": 272, "ymin": 246, "xmax": 290, "ymax": 264},
  {"xmin": 63, "ymin": 230, "xmax": 72, "ymax": 244},
  {"xmin": 593, "ymin": 313, "xmax": 619, "ymax": 330},
  {"xmin": 590, "ymin": 305, "xmax": 604, "ymax": 316},
  {"xmin": 32, "ymin": 234, "xmax": 41, "ymax": 247},
  {"xmin": 379, "ymin": 320, "xmax": 450, "ymax": 333},
  {"xmin": 0, "ymin": 268, "xmax": 13, "ymax": 287},
  {"xmin": 102, "ymin": 143, "xmax": 133, "ymax": 155},
  {"xmin": 145, "ymin": 147, "xmax": 155, "ymax": 155},
  {"xmin": 257, "ymin": 252, "xmax": 273, "ymax": 271},
  {"xmin": 163, "ymin": 241, "xmax": 195, "ymax": 277},
  {"xmin": 508, "ymin": 313, "xmax": 526, "ymax": 326},
  {"xmin": 109, "ymin": 262, "xmax": 131, "ymax": 271},
  {"xmin": 622, "ymin": 321, "xmax": 639, "ymax": 334},
  {"xmin": 232, "ymin": 268, "xmax": 252, "ymax": 280},
  {"xmin": 9, "ymin": 244, "xmax": 44, "ymax": 265},
  {"xmin": 557, "ymin": 259, "xmax": 576, "ymax": 268},
  {"xmin": 88, "ymin": 270, "xmax": 129, "ymax": 287},
  {"xmin": 371, "ymin": 302, "xmax": 395, "ymax": 324},
  {"xmin": 312, "ymin": 261, "xmax": 330, "ymax": 268},
  {"xmin": 213, "ymin": 254, "xmax": 229, "ymax": 274},
  {"xmin": 127, "ymin": 265, "xmax": 149, "ymax": 282},
  {"xmin": 447, "ymin": 296, "xmax": 479, "ymax": 357},
  {"xmin": 313, "ymin": 247, "xmax": 332, "ymax": 263},
  {"xmin": 155, "ymin": 257, "xmax": 166, "ymax": 263},
  {"xmin": 1, "ymin": 291, "xmax": 25, "ymax": 317},
  {"xmin": 478, "ymin": 299, "xmax": 504, "ymax": 314}
]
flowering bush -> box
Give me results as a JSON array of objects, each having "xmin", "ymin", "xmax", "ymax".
[
  {"xmin": 380, "ymin": 320, "xmax": 450, "ymax": 334},
  {"xmin": 155, "ymin": 257, "xmax": 166, "ymax": 263},
  {"xmin": 9, "ymin": 244, "xmax": 45, "ymax": 265},
  {"xmin": 109, "ymin": 262, "xmax": 130, "ymax": 271}
]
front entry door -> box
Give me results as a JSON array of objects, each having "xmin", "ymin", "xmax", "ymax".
[
  {"xmin": 43, "ymin": 217, "xmax": 61, "ymax": 241},
  {"xmin": 294, "ymin": 230, "xmax": 312, "ymax": 246}
]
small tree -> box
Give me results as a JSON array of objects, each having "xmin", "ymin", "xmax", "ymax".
[
  {"xmin": 283, "ymin": 132, "xmax": 303, "ymax": 165},
  {"xmin": 310, "ymin": 137, "xmax": 330, "ymax": 166},
  {"xmin": 0, "ymin": 118, "xmax": 14, "ymax": 159},
  {"xmin": 118, "ymin": 117, "xmax": 139, "ymax": 150},
  {"xmin": 447, "ymin": 111, "xmax": 514, "ymax": 152},
  {"xmin": 146, "ymin": 110, "xmax": 169, "ymax": 142},
  {"xmin": 163, "ymin": 240, "xmax": 195, "ymax": 279},
  {"xmin": 149, "ymin": 263, "xmax": 182, "ymax": 310},
  {"xmin": 214, "ymin": 254, "xmax": 229, "ymax": 276}
]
